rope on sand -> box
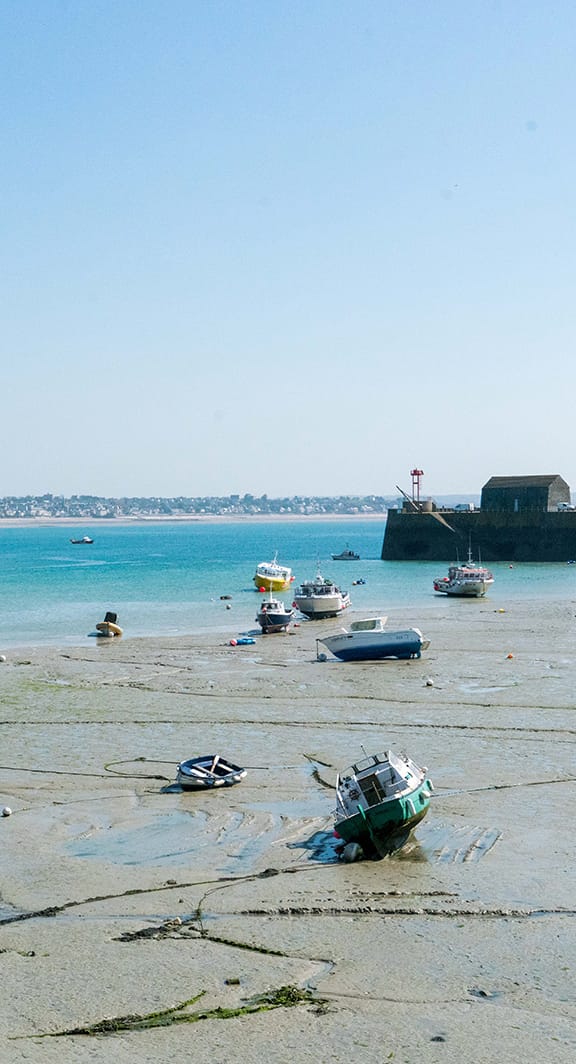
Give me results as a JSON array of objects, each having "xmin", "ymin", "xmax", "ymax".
[{"xmin": 0, "ymin": 763, "xmax": 170, "ymax": 781}]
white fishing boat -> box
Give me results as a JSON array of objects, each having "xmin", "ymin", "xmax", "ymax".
[
  {"xmin": 317, "ymin": 616, "xmax": 429, "ymax": 661},
  {"xmin": 256, "ymin": 594, "xmax": 294, "ymax": 633},
  {"xmin": 292, "ymin": 570, "xmax": 351, "ymax": 619},
  {"xmin": 253, "ymin": 554, "xmax": 293, "ymax": 591},
  {"xmin": 176, "ymin": 755, "xmax": 246, "ymax": 790},
  {"xmin": 433, "ymin": 548, "xmax": 494, "ymax": 597}
]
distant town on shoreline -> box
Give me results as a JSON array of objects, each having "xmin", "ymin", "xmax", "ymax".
[{"xmin": 0, "ymin": 492, "xmax": 479, "ymax": 520}]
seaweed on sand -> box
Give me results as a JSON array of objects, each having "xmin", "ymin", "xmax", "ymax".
[{"xmin": 17, "ymin": 985, "xmax": 327, "ymax": 1038}]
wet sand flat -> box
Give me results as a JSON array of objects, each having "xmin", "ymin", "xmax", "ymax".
[{"xmin": 1, "ymin": 598, "xmax": 576, "ymax": 1062}]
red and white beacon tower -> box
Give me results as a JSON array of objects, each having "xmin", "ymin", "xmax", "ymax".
[{"xmin": 410, "ymin": 468, "xmax": 424, "ymax": 508}]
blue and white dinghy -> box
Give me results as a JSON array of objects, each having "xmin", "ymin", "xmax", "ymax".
[{"xmin": 176, "ymin": 755, "xmax": 247, "ymax": 790}]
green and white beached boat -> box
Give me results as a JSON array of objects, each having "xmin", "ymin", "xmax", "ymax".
[{"xmin": 334, "ymin": 749, "xmax": 433, "ymax": 859}]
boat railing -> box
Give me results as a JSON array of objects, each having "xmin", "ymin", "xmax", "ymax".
[{"xmin": 349, "ymin": 752, "xmax": 390, "ymax": 774}]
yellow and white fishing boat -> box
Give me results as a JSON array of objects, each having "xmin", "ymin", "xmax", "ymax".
[{"xmin": 253, "ymin": 554, "xmax": 293, "ymax": 592}]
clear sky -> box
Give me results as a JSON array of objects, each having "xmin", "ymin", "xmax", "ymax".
[{"xmin": 2, "ymin": 1, "xmax": 575, "ymax": 499}]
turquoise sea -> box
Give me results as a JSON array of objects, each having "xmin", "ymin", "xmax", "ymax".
[{"xmin": 1, "ymin": 518, "xmax": 575, "ymax": 648}]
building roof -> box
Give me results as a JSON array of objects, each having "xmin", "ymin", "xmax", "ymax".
[{"xmin": 482, "ymin": 475, "xmax": 564, "ymax": 489}]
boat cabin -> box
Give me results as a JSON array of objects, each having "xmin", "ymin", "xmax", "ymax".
[
  {"xmin": 348, "ymin": 617, "xmax": 387, "ymax": 633},
  {"xmin": 298, "ymin": 578, "xmax": 339, "ymax": 596},
  {"xmin": 337, "ymin": 751, "xmax": 415, "ymax": 815}
]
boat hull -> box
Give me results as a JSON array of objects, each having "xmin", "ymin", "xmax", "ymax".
[
  {"xmin": 434, "ymin": 579, "xmax": 492, "ymax": 597},
  {"xmin": 293, "ymin": 597, "xmax": 350, "ymax": 619},
  {"xmin": 320, "ymin": 627, "xmax": 427, "ymax": 661},
  {"xmin": 256, "ymin": 609, "xmax": 293, "ymax": 632},
  {"xmin": 254, "ymin": 575, "xmax": 292, "ymax": 592},
  {"xmin": 95, "ymin": 621, "xmax": 123, "ymax": 637},
  {"xmin": 334, "ymin": 785, "xmax": 431, "ymax": 856}
]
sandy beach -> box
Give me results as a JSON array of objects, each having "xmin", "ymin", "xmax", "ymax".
[
  {"xmin": 1, "ymin": 597, "xmax": 575, "ymax": 1062},
  {"xmin": 0, "ymin": 513, "xmax": 389, "ymax": 528}
]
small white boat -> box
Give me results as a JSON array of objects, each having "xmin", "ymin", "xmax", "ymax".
[
  {"xmin": 176, "ymin": 755, "xmax": 247, "ymax": 790},
  {"xmin": 318, "ymin": 616, "xmax": 429, "ymax": 661},
  {"xmin": 433, "ymin": 548, "xmax": 494, "ymax": 597},
  {"xmin": 70, "ymin": 535, "xmax": 94, "ymax": 544},
  {"xmin": 256, "ymin": 594, "xmax": 294, "ymax": 633},
  {"xmin": 334, "ymin": 749, "xmax": 433, "ymax": 859},
  {"xmin": 331, "ymin": 545, "xmax": 360, "ymax": 561},
  {"xmin": 293, "ymin": 570, "xmax": 351, "ymax": 619},
  {"xmin": 253, "ymin": 554, "xmax": 293, "ymax": 592}
]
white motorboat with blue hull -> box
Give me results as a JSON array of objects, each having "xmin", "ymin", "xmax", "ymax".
[{"xmin": 317, "ymin": 617, "xmax": 429, "ymax": 662}]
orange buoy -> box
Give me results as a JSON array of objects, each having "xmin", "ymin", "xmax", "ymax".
[{"xmin": 506, "ymin": 653, "xmax": 514, "ymax": 659}]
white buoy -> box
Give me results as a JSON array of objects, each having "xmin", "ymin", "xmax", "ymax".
[
  {"xmin": 425, "ymin": 677, "xmax": 434, "ymax": 686},
  {"xmin": 0, "ymin": 654, "xmax": 6, "ymax": 662},
  {"xmin": 2, "ymin": 806, "xmax": 12, "ymax": 817}
]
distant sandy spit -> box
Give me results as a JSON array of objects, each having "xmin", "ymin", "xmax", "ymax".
[{"xmin": 0, "ymin": 512, "xmax": 388, "ymax": 528}]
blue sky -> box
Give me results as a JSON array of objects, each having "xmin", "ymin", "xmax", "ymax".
[{"xmin": 2, "ymin": 1, "xmax": 576, "ymax": 498}]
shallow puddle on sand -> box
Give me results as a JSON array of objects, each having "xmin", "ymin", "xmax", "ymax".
[
  {"xmin": 64, "ymin": 779, "xmax": 500, "ymax": 872},
  {"xmin": 0, "ymin": 899, "xmax": 23, "ymax": 921},
  {"xmin": 67, "ymin": 811, "xmax": 208, "ymax": 866},
  {"xmin": 289, "ymin": 820, "xmax": 502, "ymax": 865},
  {"xmin": 459, "ymin": 683, "xmax": 517, "ymax": 694},
  {"xmin": 288, "ymin": 829, "xmax": 341, "ymax": 863},
  {"xmin": 396, "ymin": 820, "xmax": 502, "ymax": 863},
  {"xmin": 65, "ymin": 802, "xmax": 333, "ymax": 874}
]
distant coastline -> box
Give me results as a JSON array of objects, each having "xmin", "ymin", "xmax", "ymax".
[{"xmin": 0, "ymin": 512, "xmax": 389, "ymax": 529}]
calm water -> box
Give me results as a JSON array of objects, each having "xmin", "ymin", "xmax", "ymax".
[{"xmin": 1, "ymin": 519, "xmax": 575, "ymax": 648}]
